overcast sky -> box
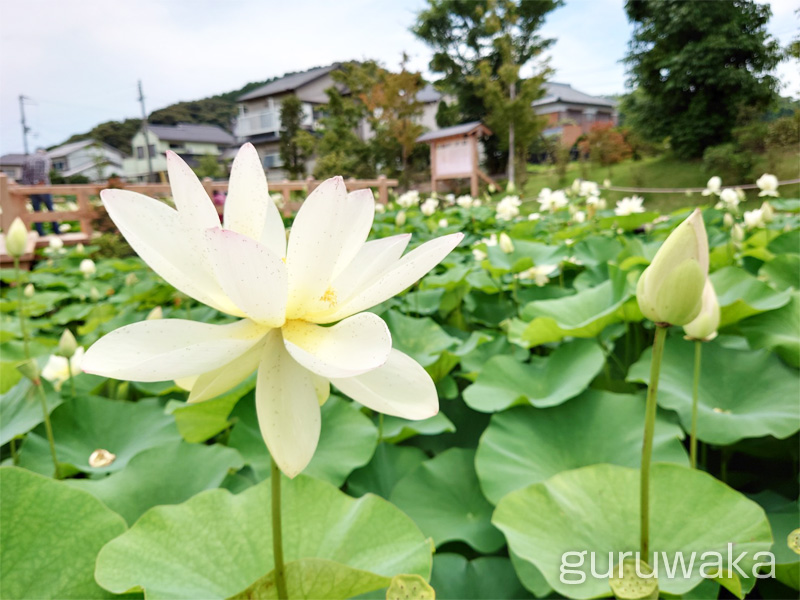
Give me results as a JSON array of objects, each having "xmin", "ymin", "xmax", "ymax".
[{"xmin": 1, "ymin": 0, "xmax": 797, "ymax": 156}]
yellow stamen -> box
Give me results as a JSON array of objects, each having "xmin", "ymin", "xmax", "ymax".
[{"xmin": 319, "ymin": 287, "xmax": 337, "ymax": 306}]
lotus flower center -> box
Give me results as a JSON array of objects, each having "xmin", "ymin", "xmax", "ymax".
[{"xmin": 319, "ymin": 287, "xmax": 337, "ymax": 307}]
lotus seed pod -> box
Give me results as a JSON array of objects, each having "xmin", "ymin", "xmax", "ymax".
[
  {"xmin": 499, "ymin": 232, "xmax": 514, "ymax": 254},
  {"xmin": 636, "ymin": 209, "xmax": 709, "ymax": 326},
  {"xmin": 6, "ymin": 217, "xmax": 28, "ymax": 258},
  {"xmin": 24, "ymin": 283, "xmax": 34, "ymax": 298},
  {"xmin": 684, "ymin": 279, "xmax": 720, "ymax": 341},
  {"xmin": 58, "ymin": 329, "xmax": 78, "ymax": 358},
  {"xmin": 609, "ymin": 558, "xmax": 659, "ymax": 600}
]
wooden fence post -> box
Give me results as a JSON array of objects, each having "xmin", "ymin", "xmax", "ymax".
[
  {"xmin": 0, "ymin": 174, "xmax": 23, "ymax": 232},
  {"xmin": 377, "ymin": 174, "xmax": 388, "ymax": 204},
  {"xmin": 76, "ymin": 189, "xmax": 94, "ymax": 237}
]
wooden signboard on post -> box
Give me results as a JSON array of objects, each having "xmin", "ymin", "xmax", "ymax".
[{"xmin": 417, "ymin": 121, "xmax": 494, "ymax": 197}]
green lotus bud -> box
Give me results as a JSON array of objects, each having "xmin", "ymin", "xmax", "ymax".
[
  {"xmin": 499, "ymin": 233, "xmax": 514, "ymax": 254},
  {"xmin": 146, "ymin": 306, "xmax": 163, "ymax": 320},
  {"xmin": 506, "ymin": 181, "xmax": 516, "ymax": 194},
  {"xmin": 683, "ymin": 279, "xmax": 720, "ymax": 341},
  {"xmin": 124, "ymin": 273, "xmax": 138, "ymax": 287},
  {"xmin": 6, "ymin": 217, "xmax": 29, "ymax": 258},
  {"xmin": 395, "ymin": 211, "xmax": 406, "ymax": 227},
  {"xmin": 57, "ymin": 329, "xmax": 78, "ymax": 358},
  {"xmin": 636, "ymin": 209, "xmax": 709, "ymax": 326},
  {"xmin": 16, "ymin": 358, "xmax": 40, "ymax": 382},
  {"xmin": 89, "ymin": 287, "xmax": 102, "ymax": 302},
  {"xmin": 24, "ymin": 283, "xmax": 34, "ymax": 298},
  {"xmin": 723, "ymin": 212, "xmax": 734, "ymax": 228},
  {"xmin": 731, "ymin": 223, "xmax": 744, "ymax": 243},
  {"xmin": 760, "ymin": 201, "xmax": 775, "ymax": 223}
]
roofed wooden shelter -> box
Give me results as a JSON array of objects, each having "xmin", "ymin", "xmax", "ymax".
[{"xmin": 417, "ymin": 121, "xmax": 493, "ymax": 197}]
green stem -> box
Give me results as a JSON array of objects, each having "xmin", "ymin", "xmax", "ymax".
[
  {"xmin": 67, "ymin": 356, "xmax": 76, "ymax": 399},
  {"xmin": 35, "ymin": 381, "xmax": 61, "ymax": 479},
  {"xmin": 271, "ymin": 458, "xmax": 288, "ymax": 600},
  {"xmin": 10, "ymin": 437, "xmax": 18, "ymax": 466},
  {"xmin": 640, "ymin": 325, "xmax": 668, "ymax": 560},
  {"xmin": 378, "ymin": 413, "xmax": 384, "ymax": 444},
  {"xmin": 690, "ymin": 341, "xmax": 702, "ymax": 469},
  {"xmin": 13, "ymin": 258, "xmax": 30, "ymax": 358}
]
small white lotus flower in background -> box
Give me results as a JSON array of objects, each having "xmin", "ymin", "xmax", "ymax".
[
  {"xmin": 760, "ymin": 201, "xmax": 775, "ymax": 223},
  {"xmin": 24, "ymin": 283, "xmax": 35, "ymax": 297},
  {"xmin": 579, "ymin": 180, "xmax": 599, "ymax": 198},
  {"xmin": 443, "ymin": 194, "xmax": 456, "ymax": 206},
  {"xmin": 76, "ymin": 243, "xmax": 85, "ymax": 254},
  {"xmin": 516, "ymin": 264, "xmax": 557, "ymax": 287},
  {"xmin": 731, "ymin": 223, "xmax": 745, "ymax": 243},
  {"xmin": 146, "ymin": 306, "xmax": 163, "ymax": 320},
  {"xmin": 683, "ymin": 280, "xmax": 720, "ymax": 342},
  {"xmin": 615, "ymin": 196, "xmax": 645, "ymax": 216},
  {"xmin": 59, "ymin": 223, "xmax": 72, "ymax": 233},
  {"xmin": 636, "ymin": 209, "xmax": 709, "ymax": 326},
  {"xmin": 374, "ymin": 202, "xmax": 386, "ymax": 214},
  {"xmin": 6, "ymin": 217, "xmax": 29, "ymax": 258},
  {"xmin": 79, "ymin": 259, "xmax": 96, "ymax": 277},
  {"xmin": 473, "ymin": 199, "xmax": 482, "ymax": 207},
  {"xmin": 421, "ymin": 198, "xmax": 438, "ymax": 216},
  {"xmin": 472, "ymin": 248, "xmax": 487, "ymax": 261},
  {"xmin": 574, "ymin": 210, "xmax": 587, "ymax": 224},
  {"xmin": 496, "ymin": 196, "xmax": 521, "ymax": 221},
  {"xmin": 702, "ymin": 176, "xmax": 722, "ymax": 196},
  {"xmin": 43, "ymin": 347, "xmax": 85, "ymax": 390},
  {"xmin": 539, "ymin": 190, "xmax": 568, "ymax": 212},
  {"xmin": 743, "ymin": 208, "xmax": 765, "ymax": 230},
  {"xmin": 437, "ymin": 218, "xmax": 449, "ymax": 228},
  {"xmin": 124, "ymin": 273, "xmax": 138, "ymax": 287},
  {"xmin": 82, "ymin": 144, "xmax": 463, "ymax": 478},
  {"xmin": 487, "ymin": 183, "xmax": 497, "ymax": 193},
  {"xmin": 499, "ymin": 233, "xmax": 514, "ymax": 254},
  {"xmin": 456, "ymin": 195, "xmax": 474, "ymax": 209},
  {"xmin": 395, "ymin": 211, "xmax": 407, "ymax": 227},
  {"xmin": 396, "ymin": 190, "xmax": 420, "ymax": 208},
  {"xmin": 270, "ymin": 193, "xmax": 285, "ymax": 210},
  {"xmin": 586, "ymin": 196, "xmax": 607, "ymax": 210},
  {"xmin": 718, "ymin": 188, "xmax": 740, "ymax": 210},
  {"xmin": 506, "ymin": 181, "xmax": 516, "ymax": 194},
  {"xmin": 571, "ymin": 179, "xmax": 582, "ymax": 193},
  {"xmin": 528, "ymin": 212, "xmax": 541, "ymax": 221},
  {"xmin": 482, "ymin": 233, "xmax": 498, "ymax": 247},
  {"xmin": 723, "ymin": 213, "xmax": 735, "ymax": 228},
  {"xmin": 49, "ymin": 237, "xmax": 64, "ymax": 250},
  {"xmin": 603, "ymin": 179, "xmax": 612, "ymax": 188},
  {"xmin": 756, "ymin": 173, "xmax": 779, "ymax": 197}
]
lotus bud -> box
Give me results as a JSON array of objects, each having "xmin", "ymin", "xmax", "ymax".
[
  {"xmin": 6, "ymin": 217, "xmax": 28, "ymax": 258},
  {"xmin": 57, "ymin": 329, "xmax": 78, "ymax": 358},
  {"xmin": 89, "ymin": 286, "xmax": 102, "ymax": 302},
  {"xmin": 16, "ymin": 358, "xmax": 40, "ymax": 382},
  {"xmin": 146, "ymin": 306, "xmax": 163, "ymax": 320},
  {"xmin": 437, "ymin": 218, "xmax": 448, "ymax": 228},
  {"xmin": 636, "ymin": 209, "xmax": 709, "ymax": 326},
  {"xmin": 24, "ymin": 283, "xmax": 34, "ymax": 298},
  {"xmin": 76, "ymin": 243, "xmax": 85, "ymax": 254},
  {"xmin": 731, "ymin": 223, "xmax": 744, "ymax": 243},
  {"xmin": 395, "ymin": 211, "xmax": 406, "ymax": 227},
  {"xmin": 760, "ymin": 201, "xmax": 774, "ymax": 223},
  {"xmin": 506, "ymin": 181, "xmax": 516, "ymax": 194},
  {"xmin": 683, "ymin": 279, "xmax": 720, "ymax": 341},
  {"xmin": 49, "ymin": 237, "xmax": 64, "ymax": 250},
  {"xmin": 488, "ymin": 183, "xmax": 497, "ymax": 194},
  {"xmin": 124, "ymin": 273, "xmax": 138, "ymax": 287},
  {"xmin": 79, "ymin": 259, "xmax": 96, "ymax": 277},
  {"xmin": 723, "ymin": 212, "xmax": 734, "ymax": 228},
  {"xmin": 499, "ymin": 233, "xmax": 514, "ymax": 254},
  {"xmin": 115, "ymin": 381, "xmax": 129, "ymax": 400}
]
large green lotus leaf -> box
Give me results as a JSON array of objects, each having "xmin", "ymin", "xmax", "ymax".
[
  {"xmin": 0, "ymin": 377, "xmax": 62, "ymax": 446},
  {"xmin": 390, "ymin": 447, "xmax": 504, "ymax": 553},
  {"xmin": 710, "ymin": 266, "xmax": 792, "ymax": 326},
  {"xmin": 347, "ymin": 443, "xmax": 429, "ymax": 499},
  {"xmin": 493, "ymin": 463, "xmax": 773, "ymax": 599},
  {"xmin": 380, "ymin": 412, "xmax": 456, "ymax": 443},
  {"xmin": 628, "ymin": 337, "xmax": 800, "ymax": 445},
  {"xmin": 229, "ymin": 558, "xmax": 392, "ymax": 599},
  {"xmin": 67, "ymin": 440, "xmax": 244, "ymax": 525},
  {"xmin": 572, "ymin": 236, "xmax": 624, "ymax": 268},
  {"xmin": 486, "ymin": 240, "xmax": 566, "ymax": 272},
  {"xmin": 597, "ymin": 211, "xmax": 659, "ymax": 232},
  {"xmin": 752, "ymin": 491, "xmax": 800, "ymax": 590},
  {"xmin": 476, "ymin": 390, "xmax": 688, "ymax": 504},
  {"xmin": 463, "ymin": 339, "xmax": 605, "ymax": 412},
  {"xmin": 169, "ymin": 377, "xmax": 256, "ymax": 443},
  {"xmin": 18, "ymin": 395, "xmax": 181, "ymax": 476},
  {"xmin": 759, "ymin": 254, "xmax": 800, "ymax": 291},
  {"xmin": 94, "ymin": 474, "xmax": 431, "ymax": 599},
  {"xmin": 228, "ymin": 395, "xmax": 377, "ymax": 486},
  {"xmin": 0, "ymin": 466, "xmax": 127, "ymax": 599},
  {"xmin": 738, "ymin": 293, "xmax": 800, "ymax": 367},
  {"xmin": 767, "ymin": 229, "xmax": 800, "ymax": 254},
  {"xmin": 381, "ymin": 310, "xmax": 459, "ymax": 367},
  {"xmin": 430, "ymin": 553, "xmax": 533, "ymax": 599}
]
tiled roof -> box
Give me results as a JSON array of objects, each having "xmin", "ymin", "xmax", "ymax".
[
  {"xmin": 533, "ymin": 82, "xmax": 617, "ymax": 108},
  {"xmin": 239, "ymin": 65, "xmax": 340, "ymax": 101},
  {"xmin": 146, "ymin": 123, "xmax": 235, "ymax": 144}
]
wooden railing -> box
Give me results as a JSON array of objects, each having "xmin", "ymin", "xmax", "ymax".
[{"xmin": 0, "ymin": 174, "xmax": 398, "ymax": 260}]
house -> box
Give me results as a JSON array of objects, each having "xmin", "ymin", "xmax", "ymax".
[
  {"xmin": 533, "ymin": 82, "xmax": 618, "ymax": 147},
  {"xmin": 234, "ymin": 64, "xmax": 341, "ymax": 178},
  {"xmin": 123, "ymin": 123, "xmax": 235, "ymax": 182},
  {"xmin": 0, "ymin": 154, "xmax": 26, "ymax": 181},
  {"xmin": 48, "ymin": 139, "xmax": 126, "ymax": 182},
  {"xmin": 234, "ymin": 64, "xmax": 445, "ymax": 180}
]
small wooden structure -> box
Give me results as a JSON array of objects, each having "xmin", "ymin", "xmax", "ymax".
[
  {"xmin": 0, "ymin": 173, "xmax": 398, "ymax": 267},
  {"xmin": 417, "ymin": 121, "xmax": 494, "ymax": 197}
]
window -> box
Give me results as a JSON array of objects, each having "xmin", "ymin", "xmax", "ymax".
[
  {"xmin": 52, "ymin": 160, "xmax": 67, "ymax": 171},
  {"xmin": 262, "ymin": 153, "xmax": 283, "ymax": 169},
  {"xmin": 136, "ymin": 146, "xmax": 144, "ymax": 159},
  {"xmin": 148, "ymin": 144, "xmax": 156, "ymax": 158}
]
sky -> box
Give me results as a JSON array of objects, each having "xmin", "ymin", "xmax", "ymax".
[{"xmin": 0, "ymin": 0, "xmax": 797, "ymax": 156}]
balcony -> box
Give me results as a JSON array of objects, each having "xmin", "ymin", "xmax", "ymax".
[{"xmin": 233, "ymin": 105, "xmax": 314, "ymax": 139}]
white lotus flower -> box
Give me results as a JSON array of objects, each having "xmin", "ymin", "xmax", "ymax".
[
  {"xmin": 539, "ymin": 190, "xmax": 568, "ymax": 212},
  {"xmin": 43, "ymin": 347, "xmax": 85, "ymax": 390},
  {"xmin": 374, "ymin": 202, "xmax": 386, "ymax": 214},
  {"xmin": 579, "ymin": 180, "xmax": 599, "ymax": 198},
  {"xmin": 702, "ymin": 176, "xmax": 722, "ymax": 196},
  {"xmin": 456, "ymin": 195, "xmax": 474, "ymax": 209},
  {"xmin": 79, "ymin": 259, "xmax": 96, "ymax": 277},
  {"xmin": 516, "ymin": 264, "xmax": 557, "ymax": 287},
  {"xmin": 421, "ymin": 198, "xmax": 438, "ymax": 216},
  {"xmin": 743, "ymin": 208, "xmax": 765, "ymax": 230},
  {"xmin": 718, "ymin": 188, "xmax": 740, "ymax": 210},
  {"xmin": 396, "ymin": 190, "xmax": 420, "ymax": 208},
  {"xmin": 499, "ymin": 233, "xmax": 514, "ymax": 254},
  {"xmin": 587, "ymin": 196, "xmax": 607, "ymax": 210},
  {"xmin": 574, "ymin": 210, "xmax": 586, "ymax": 224},
  {"xmin": 472, "ymin": 248, "xmax": 487, "ymax": 261},
  {"xmin": 615, "ymin": 196, "xmax": 645, "ymax": 216},
  {"xmin": 528, "ymin": 212, "xmax": 541, "ymax": 221},
  {"xmin": 496, "ymin": 195, "xmax": 521, "ymax": 221},
  {"xmin": 437, "ymin": 218, "xmax": 449, "ymax": 228},
  {"xmin": 756, "ymin": 173, "xmax": 779, "ymax": 197},
  {"xmin": 444, "ymin": 193, "xmax": 456, "ymax": 206},
  {"xmin": 83, "ymin": 144, "xmax": 462, "ymax": 477}
]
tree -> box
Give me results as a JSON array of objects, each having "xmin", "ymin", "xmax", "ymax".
[
  {"xmin": 578, "ymin": 123, "xmax": 632, "ymax": 176},
  {"xmin": 313, "ymin": 89, "xmax": 375, "ymax": 180},
  {"xmin": 623, "ymin": 0, "xmax": 781, "ymax": 158},
  {"xmin": 279, "ymin": 95, "xmax": 316, "ymax": 179},
  {"xmin": 192, "ymin": 154, "xmax": 223, "ymax": 179},
  {"xmin": 413, "ymin": 0, "xmax": 562, "ymax": 176}
]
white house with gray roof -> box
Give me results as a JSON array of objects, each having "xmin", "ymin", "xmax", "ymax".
[
  {"xmin": 123, "ymin": 123, "xmax": 235, "ymax": 182},
  {"xmin": 48, "ymin": 139, "xmax": 126, "ymax": 182},
  {"xmin": 533, "ymin": 82, "xmax": 618, "ymax": 146}
]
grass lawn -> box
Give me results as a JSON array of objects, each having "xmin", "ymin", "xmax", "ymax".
[{"xmin": 520, "ymin": 151, "xmax": 799, "ymax": 213}]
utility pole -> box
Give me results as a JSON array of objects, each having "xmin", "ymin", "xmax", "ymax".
[
  {"xmin": 138, "ymin": 80, "xmax": 154, "ymax": 183},
  {"xmin": 19, "ymin": 95, "xmax": 30, "ymax": 155},
  {"xmin": 508, "ymin": 82, "xmax": 515, "ymax": 189}
]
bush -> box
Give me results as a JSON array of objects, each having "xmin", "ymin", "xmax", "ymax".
[{"xmin": 702, "ymin": 143, "xmax": 754, "ymax": 181}]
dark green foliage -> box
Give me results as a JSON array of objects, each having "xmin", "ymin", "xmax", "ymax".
[
  {"xmin": 279, "ymin": 95, "xmax": 316, "ymax": 179},
  {"xmin": 623, "ymin": 0, "xmax": 782, "ymax": 158},
  {"xmin": 313, "ymin": 89, "xmax": 375, "ymax": 179}
]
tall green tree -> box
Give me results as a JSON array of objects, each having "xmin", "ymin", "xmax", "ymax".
[
  {"xmin": 623, "ymin": 0, "xmax": 781, "ymax": 158},
  {"xmin": 279, "ymin": 95, "xmax": 316, "ymax": 179},
  {"xmin": 413, "ymin": 0, "xmax": 561, "ymax": 175},
  {"xmin": 313, "ymin": 89, "xmax": 375, "ymax": 179}
]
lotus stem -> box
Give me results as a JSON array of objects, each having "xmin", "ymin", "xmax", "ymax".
[
  {"xmin": 690, "ymin": 340, "xmax": 702, "ymax": 468},
  {"xmin": 271, "ymin": 457, "xmax": 288, "ymax": 600},
  {"xmin": 640, "ymin": 324, "xmax": 668, "ymax": 560},
  {"xmin": 67, "ymin": 356, "xmax": 76, "ymax": 399},
  {"xmin": 36, "ymin": 382, "xmax": 61, "ymax": 479},
  {"xmin": 13, "ymin": 258, "xmax": 30, "ymax": 358}
]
